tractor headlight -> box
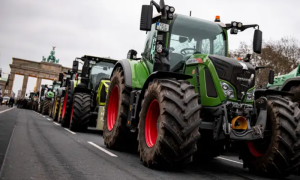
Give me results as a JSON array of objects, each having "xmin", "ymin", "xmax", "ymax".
[
  {"xmin": 220, "ymin": 82, "xmax": 235, "ymax": 99},
  {"xmin": 246, "ymin": 89, "xmax": 255, "ymax": 101}
]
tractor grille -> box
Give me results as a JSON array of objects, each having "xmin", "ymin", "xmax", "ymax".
[{"xmin": 209, "ymin": 55, "xmax": 255, "ymax": 100}]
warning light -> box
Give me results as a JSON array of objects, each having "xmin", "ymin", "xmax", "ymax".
[
  {"xmin": 237, "ymin": 57, "xmax": 241, "ymax": 60},
  {"xmin": 215, "ymin": 15, "xmax": 220, "ymax": 22}
]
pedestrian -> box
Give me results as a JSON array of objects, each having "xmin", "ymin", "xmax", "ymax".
[{"xmin": 0, "ymin": 96, "xmax": 3, "ymax": 106}]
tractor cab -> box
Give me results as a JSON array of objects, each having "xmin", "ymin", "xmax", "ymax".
[
  {"xmin": 75, "ymin": 55, "xmax": 117, "ymax": 91},
  {"xmin": 142, "ymin": 13, "xmax": 261, "ymax": 74}
]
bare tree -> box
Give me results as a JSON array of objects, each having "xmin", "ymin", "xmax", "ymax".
[{"xmin": 229, "ymin": 37, "xmax": 300, "ymax": 87}]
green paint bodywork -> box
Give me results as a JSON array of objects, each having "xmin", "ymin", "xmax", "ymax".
[
  {"xmin": 46, "ymin": 91, "xmax": 55, "ymax": 98},
  {"xmin": 184, "ymin": 54, "xmax": 254, "ymax": 107},
  {"xmin": 117, "ymin": 14, "xmax": 255, "ymax": 110},
  {"xmin": 128, "ymin": 59, "xmax": 150, "ymax": 89},
  {"xmin": 267, "ymin": 65, "xmax": 300, "ymax": 89}
]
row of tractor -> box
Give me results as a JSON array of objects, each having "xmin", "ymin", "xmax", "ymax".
[{"xmin": 32, "ymin": 0, "xmax": 300, "ymax": 177}]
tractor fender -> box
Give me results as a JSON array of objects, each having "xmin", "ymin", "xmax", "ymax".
[
  {"xmin": 134, "ymin": 71, "xmax": 192, "ymax": 121},
  {"xmin": 280, "ymin": 77, "xmax": 300, "ymax": 91},
  {"xmin": 72, "ymin": 79, "xmax": 91, "ymax": 94},
  {"xmin": 111, "ymin": 59, "xmax": 132, "ymax": 88}
]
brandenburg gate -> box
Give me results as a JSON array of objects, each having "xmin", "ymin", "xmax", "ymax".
[{"xmin": 4, "ymin": 47, "xmax": 71, "ymax": 98}]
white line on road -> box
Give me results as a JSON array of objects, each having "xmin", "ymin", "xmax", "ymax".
[
  {"xmin": 64, "ymin": 128, "xmax": 76, "ymax": 135},
  {"xmin": 42, "ymin": 116, "xmax": 45, "ymax": 118},
  {"xmin": 88, "ymin": 141, "xmax": 118, "ymax": 157},
  {"xmin": 217, "ymin": 156, "xmax": 243, "ymax": 165},
  {"xmin": 53, "ymin": 122, "xmax": 60, "ymax": 126},
  {"xmin": 0, "ymin": 107, "xmax": 15, "ymax": 114},
  {"xmin": 47, "ymin": 118, "xmax": 51, "ymax": 121}
]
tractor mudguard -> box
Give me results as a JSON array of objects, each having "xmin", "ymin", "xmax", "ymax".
[
  {"xmin": 112, "ymin": 59, "xmax": 149, "ymax": 89},
  {"xmin": 255, "ymin": 89, "xmax": 293, "ymax": 99},
  {"xmin": 96, "ymin": 80, "xmax": 110, "ymax": 106},
  {"xmin": 112, "ymin": 59, "xmax": 133, "ymax": 88},
  {"xmin": 280, "ymin": 77, "xmax": 300, "ymax": 91}
]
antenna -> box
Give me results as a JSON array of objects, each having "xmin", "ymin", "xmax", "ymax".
[{"xmin": 190, "ymin": 11, "xmax": 192, "ymax": 16}]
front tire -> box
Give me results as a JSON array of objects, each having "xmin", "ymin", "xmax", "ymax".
[
  {"xmin": 240, "ymin": 96, "xmax": 300, "ymax": 177},
  {"xmin": 103, "ymin": 67, "xmax": 134, "ymax": 150},
  {"xmin": 69, "ymin": 92, "xmax": 91, "ymax": 132},
  {"xmin": 138, "ymin": 79, "xmax": 201, "ymax": 168}
]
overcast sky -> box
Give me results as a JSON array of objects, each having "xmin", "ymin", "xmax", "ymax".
[{"xmin": 0, "ymin": 0, "xmax": 300, "ymax": 97}]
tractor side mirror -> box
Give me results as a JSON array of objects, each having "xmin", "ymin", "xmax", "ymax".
[
  {"xmin": 140, "ymin": 5, "xmax": 153, "ymax": 31},
  {"xmin": 127, "ymin": 49, "xmax": 138, "ymax": 60},
  {"xmin": 58, "ymin": 73, "xmax": 64, "ymax": 82},
  {"xmin": 253, "ymin": 29, "xmax": 262, "ymax": 54},
  {"xmin": 72, "ymin": 61, "xmax": 79, "ymax": 73},
  {"xmin": 268, "ymin": 70, "xmax": 274, "ymax": 84}
]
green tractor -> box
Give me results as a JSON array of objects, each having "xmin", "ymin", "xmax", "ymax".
[
  {"xmin": 38, "ymin": 84, "xmax": 55, "ymax": 115},
  {"xmin": 103, "ymin": 0, "xmax": 300, "ymax": 177},
  {"xmin": 60, "ymin": 55, "xmax": 117, "ymax": 132},
  {"xmin": 267, "ymin": 64, "xmax": 300, "ymax": 104}
]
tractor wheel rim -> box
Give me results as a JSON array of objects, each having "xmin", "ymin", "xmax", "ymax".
[
  {"xmin": 247, "ymin": 142, "xmax": 264, "ymax": 157},
  {"xmin": 107, "ymin": 85, "xmax": 119, "ymax": 131},
  {"xmin": 145, "ymin": 99, "xmax": 159, "ymax": 148},
  {"xmin": 62, "ymin": 93, "xmax": 67, "ymax": 118}
]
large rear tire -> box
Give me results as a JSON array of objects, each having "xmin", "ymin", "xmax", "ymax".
[
  {"xmin": 42, "ymin": 99, "xmax": 51, "ymax": 115},
  {"xmin": 138, "ymin": 79, "xmax": 201, "ymax": 168},
  {"xmin": 103, "ymin": 67, "xmax": 134, "ymax": 150},
  {"xmin": 69, "ymin": 92, "xmax": 91, "ymax": 132},
  {"xmin": 48, "ymin": 100, "xmax": 54, "ymax": 118},
  {"xmin": 61, "ymin": 86, "xmax": 73, "ymax": 127},
  {"xmin": 240, "ymin": 96, "xmax": 300, "ymax": 177}
]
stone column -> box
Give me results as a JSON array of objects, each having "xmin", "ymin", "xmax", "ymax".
[
  {"xmin": 35, "ymin": 77, "xmax": 42, "ymax": 92},
  {"xmin": 21, "ymin": 75, "xmax": 28, "ymax": 98},
  {"xmin": 4, "ymin": 72, "xmax": 15, "ymax": 97}
]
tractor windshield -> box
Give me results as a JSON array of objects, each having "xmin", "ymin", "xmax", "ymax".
[
  {"xmin": 90, "ymin": 61, "xmax": 114, "ymax": 90},
  {"xmin": 169, "ymin": 14, "xmax": 227, "ymax": 68}
]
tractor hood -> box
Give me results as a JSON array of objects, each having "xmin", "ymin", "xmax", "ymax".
[
  {"xmin": 267, "ymin": 67, "xmax": 299, "ymax": 88},
  {"xmin": 208, "ymin": 55, "xmax": 255, "ymax": 100}
]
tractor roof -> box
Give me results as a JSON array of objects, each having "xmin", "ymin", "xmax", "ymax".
[
  {"xmin": 153, "ymin": 13, "xmax": 226, "ymax": 28},
  {"xmin": 81, "ymin": 55, "xmax": 118, "ymax": 64}
]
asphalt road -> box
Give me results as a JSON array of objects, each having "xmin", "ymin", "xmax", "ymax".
[{"xmin": 0, "ymin": 107, "xmax": 299, "ymax": 180}]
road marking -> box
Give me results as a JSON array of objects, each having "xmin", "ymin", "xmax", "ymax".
[
  {"xmin": 47, "ymin": 118, "xmax": 51, "ymax": 121},
  {"xmin": 43, "ymin": 116, "xmax": 45, "ymax": 118},
  {"xmin": 0, "ymin": 107, "xmax": 15, "ymax": 114},
  {"xmin": 88, "ymin": 141, "xmax": 118, "ymax": 157},
  {"xmin": 53, "ymin": 122, "xmax": 60, "ymax": 126},
  {"xmin": 217, "ymin": 156, "xmax": 243, "ymax": 165},
  {"xmin": 64, "ymin": 128, "xmax": 76, "ymax": 135}
]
